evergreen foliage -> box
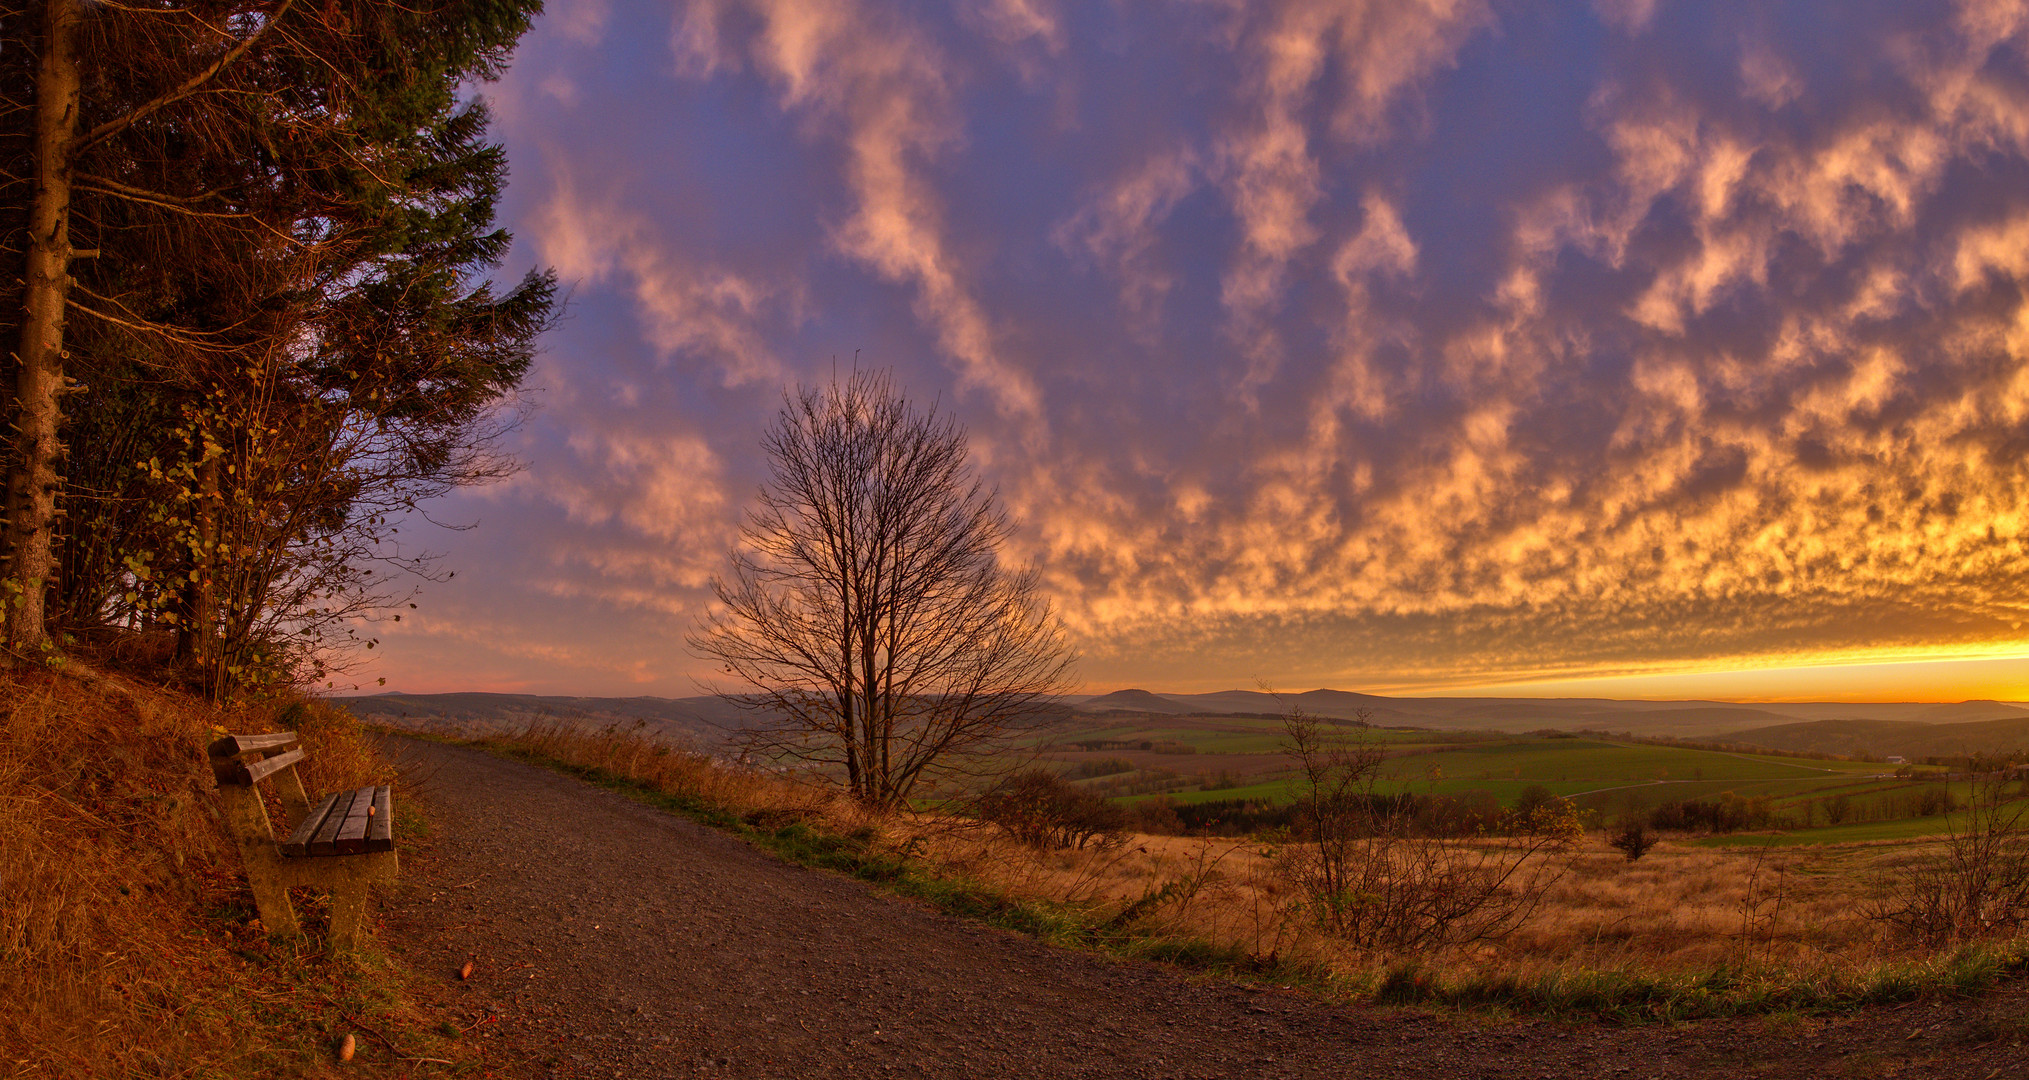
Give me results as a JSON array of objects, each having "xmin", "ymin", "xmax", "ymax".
[{"xmin": 0, "ymin": 0, "xmax": 554, "ymax": 693}]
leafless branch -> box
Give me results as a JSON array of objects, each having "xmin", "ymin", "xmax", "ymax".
[{"xmin": 690, "ymin": 369, "xmax": 1075, "ymax": 810}]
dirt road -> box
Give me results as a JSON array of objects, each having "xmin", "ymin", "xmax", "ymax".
[{"xmin": 377, "ymin": 737, "xmax": 2025, "ymax": 1079}]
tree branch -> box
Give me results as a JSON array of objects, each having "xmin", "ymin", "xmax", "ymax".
[{"xmin": 73, "ymin": 0, "xmax": 298, "ymax": 154}]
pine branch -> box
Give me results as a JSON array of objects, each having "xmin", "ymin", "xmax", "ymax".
[
  {"xmin": 73, "ymin": 173, "xmax": 245, "ymax": 217},
  {"xmin": 73, "ymin": 0, "xmax": 298, "ymax": 154}
]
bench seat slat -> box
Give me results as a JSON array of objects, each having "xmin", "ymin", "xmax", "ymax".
[
  {"xmin": 229, "ymin": 747, "xmax": 305, "ymax": 788},
  {"xmin": 281, "ymin": 792, "xmax": 342, "ymax": 857},
  {"xmin": 208, "ymin": 732, "xmax": 300, "ymax": 759},
  {"xmin": 365, "ymin": 786, "xmax": 393, "ymax": 853},
  {"xmin": 333, "ymin": 787, "xmax": 376, "ymax": 854},
  {"xmin": 308, "ymin": 788, "xmax": 360, "ymax": 856}
]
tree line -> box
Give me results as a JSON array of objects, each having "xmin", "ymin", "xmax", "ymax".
[{"xmin": 0, "ymin": 0, "xmax": 553, "ymax": 695}]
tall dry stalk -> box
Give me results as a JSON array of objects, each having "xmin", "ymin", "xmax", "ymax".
[
  {"xmin": 1279, "ymin": 708, "xmax": 1579, "ymax": 952},
  {"xmin": 1869, "ymin": 777, "xmax": 2029, "ymax": 943}
]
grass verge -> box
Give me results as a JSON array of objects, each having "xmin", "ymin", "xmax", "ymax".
[{"xmin": 1357, "ymin": 943, "xmax": 2029, "ymax": 1021}]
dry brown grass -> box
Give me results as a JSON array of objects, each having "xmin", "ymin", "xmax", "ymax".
[
  {"xmin": 0, "ymin": 666, "xmax": 440, "ymax": 1078},
  {"xmin": 475, "ymin": 718, "xmax": 2003, "ymax": 1005}
]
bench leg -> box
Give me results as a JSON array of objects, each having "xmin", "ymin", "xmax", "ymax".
[
  {"xmin": 327, "ymin": 879, "xmax": 370, "ymax": 952},
  {"xmin": 245, "ymin": 865, "xmax": 303, "ymax": 938},
  {"xmin": 217, "ymin": 782, "xmax": 303, "ymax": 938}
]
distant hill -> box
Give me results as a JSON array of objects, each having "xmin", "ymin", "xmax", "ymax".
[
  {"xmin": 1716, "ymin": 700, "xmax": 2029, "ymax": 724},
  {"xmin": 1066, "ymin": 689, "xmax": 1808, "ymax": 735},
  {"xmin": 335, "ymin": 692, "xmax": 757, "ymax": 746},
  {"xmin": 1075, "ymin": 689, "xmax": 1210, "ymax": 715},
  {"xmin": 1061, "ymin": 689, "xmax": 2029, "ymax": 746},
  {"xmin": 1718, "ymin": 715, "xmax": 2029, "ymax": 760},
  {"xmin": 347, "ymin": 686, "xmax": 2029, "ymax": 757}
]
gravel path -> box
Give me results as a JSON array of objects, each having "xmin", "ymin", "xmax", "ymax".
[{"xmin": 377, "ymin": 737, "xmax": 2026, "ymax": 1080}]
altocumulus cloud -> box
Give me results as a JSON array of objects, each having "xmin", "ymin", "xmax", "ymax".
[{"xmin": 363, "ymin": 0, "xmax": 2029, "ymax": 695}]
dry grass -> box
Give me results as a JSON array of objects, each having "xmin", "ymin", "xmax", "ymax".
[
  {"xmin": 0, "ymin": 666, "xmax": 446, "ymax": 1078},
  {"xmin": 473, "ymin": 718, "xmax": 2027, "ymax": 1013}
]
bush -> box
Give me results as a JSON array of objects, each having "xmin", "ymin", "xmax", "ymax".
[
  {"xmin": 973, "ymin": 769, "xmax": 1127, "ymax": 849},
  {"xmin": 1870, "ymin": 779, "xmax": 2029, "ymax": 943},
  {"xmin": 1515, "ymin": 784, "xmax": 1558, "ymax": 816},
  {"xmin": 1170, "ymin": 798, "xmax": 1296, "ymax": 836},
  {"xmin": 1917, "ymin": 786, "xmax": 1957, "ymax": 818},
  {"xmin": 1608, "ymin": 818, "xmax": 1659, "ymax": 862},
  {"xmin": 1127, "ymin": 795, "xmax": 1185, "ymax": 835},
  {"xmin": 1649, "ymin": 793, "xmax": 1774, "ymax": 834},
  {"xmin": 1279, "ymin": 710, "xmax": 1576, "ymax": 951}
]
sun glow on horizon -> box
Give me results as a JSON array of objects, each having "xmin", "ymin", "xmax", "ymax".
[{"xmin": 1377, "ymin": 648, "xmax": 2029, "ymax": 704}]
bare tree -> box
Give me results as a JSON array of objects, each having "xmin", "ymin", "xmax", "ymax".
[{"xmin": 690, "ymin": 369, "xmax": 1074, "ymax": 810}]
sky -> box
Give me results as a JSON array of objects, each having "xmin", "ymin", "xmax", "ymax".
[{"xmin": 355, "ymin": 0, "xmax": 2029, "ymax": 702}]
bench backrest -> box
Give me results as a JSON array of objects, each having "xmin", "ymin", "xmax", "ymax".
[{"xmin": 209, "ymin": 730, "xmax": 314, "ymax": 844}]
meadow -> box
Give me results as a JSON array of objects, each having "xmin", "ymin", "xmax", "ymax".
[{"xmin": 1039, "ymin": 714, "xmax": 1968, "ymax": 841}]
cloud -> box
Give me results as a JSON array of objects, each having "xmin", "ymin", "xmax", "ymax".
[
  {"xmin": 384, "ymin": 0, "xmax": 2029, "ymax": 695},
  {"xmin": 1212, "ymin": 0, "xmax": 1491, "ymax": 395},
  {"xmin": 1593, "ymin": 0, "xmax": 1660, "ymax": 36},
  {"xmin": 677, "ymin": 0, "xmax": 1045, "ymax": 422},
  {"xmin": 1052, "ymin": 148, "xmax": 1200, "ymax": 338},
  {"xmin": 529, "ymin": 161, "xmax": 786, "ymax": 387}
]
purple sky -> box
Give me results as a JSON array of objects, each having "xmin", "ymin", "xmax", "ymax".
[{"xmin": 355, "ymin": 0, "xmax": 2029, "ymax": 701}]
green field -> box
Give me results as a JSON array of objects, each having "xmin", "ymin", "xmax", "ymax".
[
  {"xmin": 1043, "ymin": 715, "xmax": 1978, "ymax": 840},
  {"xmin": 1691, "ymin": 805, "xmax": 1996, "ymax": 847},
  {"xmin": 1049, "ymin": 717, "xmax": 1444, "ymax": 755}
]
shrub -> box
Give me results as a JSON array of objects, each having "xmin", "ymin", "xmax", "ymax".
[
  {"xmin": 973, "ymin": 769, "xmax": 1127, "ymax": 849},
  {"xmin": 1515, "ymin": 785, "xmax": 1558, "ymax": 816},
  {"xmin": 1870, "ymin": 779, "xmax": 2029, "ymax": 943},
  {"xmin": 1649, "ymin": 794, "xmax": 1774, "ymax": 834},
  {"xmin": 1170, "ymin": 798, "xmax": 1296, "ymax": 836},
  {"xmin": 1917, "ymin": 785, "xmax": 1958, "ymax": 818},
  {"xmin": 1824, "ymin": 793, "xmax": 1853, "ymax": 825},
  {"xmin": 1608, "ymin": 818, "xmax": 1659, "ymax": 862},
  {"xmin": 1127, "ymin": 795, "xmax": 1185, "ymax": 835},
  {"xmin": 1280, "ymin": 710, "xmax": 1576, "ymax": 951}
]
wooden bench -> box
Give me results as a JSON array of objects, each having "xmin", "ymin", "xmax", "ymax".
[{"xmin": 208, "ymin": 731, "xmax": 398, "ymax": 950}]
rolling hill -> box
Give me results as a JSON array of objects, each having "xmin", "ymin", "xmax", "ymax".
[
  {"xmin": 1716, "ymin": 715, "xmax": 2029, "ymax": 760},
  {"xmin": 340, "ymin": 687, "xmax": 2029, "ymax": 760},
  {"xmin": 336, "ymin": 691, "xmax": 756, "ymax": 744},
  {"xmin": 1075, "ymin": 688, "xmax": 1210, "ymax": 715},
  {"xmin": 1064, "ymin": 689, "xmax": 2029, "ymax": 748}
]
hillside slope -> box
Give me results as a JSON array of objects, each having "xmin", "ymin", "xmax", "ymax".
[
  {"xmin": 2, "ymin": 669, "xmax": 447, "ymax": 1077},
  {"xmin": 1066, "ymin": 689, "xmax": 2029, "ymax": 742}
]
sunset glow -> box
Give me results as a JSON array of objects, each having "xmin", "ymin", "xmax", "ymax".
[{"xmin": 361, "ymin": 0, "xmax": 2029, "ymax": 701}]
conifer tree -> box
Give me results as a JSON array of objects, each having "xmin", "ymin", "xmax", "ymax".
[{"xmin": 0, "ymin": 0, "xmax": 554, "ymax": 691}]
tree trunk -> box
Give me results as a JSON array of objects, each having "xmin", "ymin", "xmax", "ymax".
[{"xmin": 4, "ymin": 0, "xmax": 82, "ymax": 655}]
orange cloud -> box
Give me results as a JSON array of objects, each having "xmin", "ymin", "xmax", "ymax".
[{"xmin": 367, "ymin": 0, "xmax": 2029, "ymax": 696}]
